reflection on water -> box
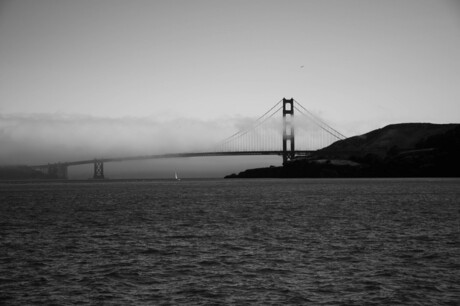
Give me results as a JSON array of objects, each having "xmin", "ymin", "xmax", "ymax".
[{"xmin": 1, "ymin": 178, "xmax": 459, "ymax": 305}]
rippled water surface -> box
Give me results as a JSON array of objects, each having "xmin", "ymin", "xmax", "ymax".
[{"xmin": 1, "ymin": 178, "xmax": 459, "ymax": 305}]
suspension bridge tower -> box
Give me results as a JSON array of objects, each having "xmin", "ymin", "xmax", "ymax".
[{"xmin": 282, "ymin": 98, "xmax": 295, "ymax": 164}]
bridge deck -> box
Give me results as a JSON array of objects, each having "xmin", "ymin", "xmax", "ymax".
[{"xmin": 32, "ymin": 151, "xmax": 313, "ymax": 168}]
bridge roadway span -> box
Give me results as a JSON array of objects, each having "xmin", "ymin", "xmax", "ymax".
[
  {"xmin": 33, "ymin": 150, "xmax": 313, "ymax": 179},
  {"xmin": 36, "ymin": 150, "xmax": 312, "ymax": 167}
]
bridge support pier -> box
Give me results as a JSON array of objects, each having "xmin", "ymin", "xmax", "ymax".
[
  {"xmin": 282, "ymin": 98, "xmax": 295, "ymax": 165},
  {"xmin": 93, "ymin": 161, "xmax": 105, "ymax": 179},
  {"xmin": 47, "ymin": 163, "xmax": 68, "ymax": 179}
]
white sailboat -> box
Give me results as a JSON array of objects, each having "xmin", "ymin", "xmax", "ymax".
[{"xmin": 174, "ymin": 172, "xmax": 181, "ymax": 181}]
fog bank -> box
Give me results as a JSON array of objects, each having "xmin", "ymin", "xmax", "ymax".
[{"xmin": 0, "ymin": 113, "xmax": 257, "ymax": 165}]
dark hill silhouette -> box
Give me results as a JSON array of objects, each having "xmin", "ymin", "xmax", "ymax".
[
  {"xmin": 226, "ymin": 123, "xmax": 460, "ymax": 178},
  {"xmin": 0, "ymin": 166, "xmax": 47, "ymax": 180},
  {"xmin": 318, "ymin": 123, "xmax": 459, "ymax": 159}
]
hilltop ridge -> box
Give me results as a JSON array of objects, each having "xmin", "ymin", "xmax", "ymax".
[{"xmin": 318, "ymin": 123, "xmax": 459, "ymax": 158}]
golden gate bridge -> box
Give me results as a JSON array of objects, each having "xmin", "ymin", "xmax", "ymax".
[{"xmin": 32, "ymin": 98, "xmax": 346, "ymax": 179}]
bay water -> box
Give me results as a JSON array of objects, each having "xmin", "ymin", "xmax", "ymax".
[{"xmin": 1, "ymin": 178, "xmax": 459, "ymax": 305}]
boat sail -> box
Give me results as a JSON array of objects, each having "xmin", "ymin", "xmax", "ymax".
[{"xmin": 174, "ymin": 172, "xmax": 181, "ymax": 181}]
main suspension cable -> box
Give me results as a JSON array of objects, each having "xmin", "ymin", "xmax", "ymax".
[
  {"xmin": 294, "ymin": 106, "xmax": 343, "ymax": 140},
  {"xmin": 218, "ymin": 99, "xmax": 283, "ymax": 145},
  {"xmin": 294, "ymin": 100, "xmax": 346, "ymax": 139}
]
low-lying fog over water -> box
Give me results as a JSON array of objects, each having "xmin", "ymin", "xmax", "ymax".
[{"xmin": 1, "ymin": 178, "xmax": 459, "ymax": 305}]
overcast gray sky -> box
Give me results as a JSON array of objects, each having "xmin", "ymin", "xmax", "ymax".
[{"xmin": 1, "ymin": 0, "xmax": 459, "ymax": 178}]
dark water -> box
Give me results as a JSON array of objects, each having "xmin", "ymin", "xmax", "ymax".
[{"xmin": 0, "ymin": 178, "xmax": 459, "ymax": 305}]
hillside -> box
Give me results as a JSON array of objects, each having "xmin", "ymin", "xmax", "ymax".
[
  {"xmin": 317, "ymin": 123, "xmax": 459, "ymax": 159},
  {"xmin": 226, "ymin": 123, "xmax": 460, "ymax": 178}
]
